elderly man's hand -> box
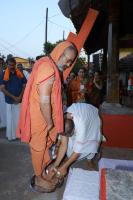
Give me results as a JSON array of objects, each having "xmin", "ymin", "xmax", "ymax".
[
  {"xmin": 57, "ymin": 166, "xmax": 68, "ymax": 177},
  {"xmin": 45, "ymin": 165, "xmax": 57, "ymax": 180}
]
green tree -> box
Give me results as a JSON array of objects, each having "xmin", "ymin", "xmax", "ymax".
[
  {"xmin": 27, "ymin": 57, "xmax": 34, "ymax": 63},
  {"xmin": 43, "ymin": 40, "xmax": 63, "ymax": 55},
  {"xmin": 43, "ymin": 41, "xmax": 55, "ymax": 55}
]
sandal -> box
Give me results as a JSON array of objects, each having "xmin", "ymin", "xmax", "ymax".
[{"xmin": 30, "ymin": 175, "xmax": 56, "ymax": 193}]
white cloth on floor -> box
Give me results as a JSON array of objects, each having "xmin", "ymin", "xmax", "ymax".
[
  {"xmin": 63, "ymin": 168, "xmax": 100, "ymax": 200},
  {"xmin": 99, "ymin": 158, "xmax": 133, "ymax": 171},
  {"xmin": 0, "ymin": 91, "xmax": 6, "ymax": 128},
  {"xmin": 6, "ymin": 103, "xmax": 20, "ymax": 140},
  {"xmin": 66, "ymin": 103, "xmax": 101, "ymax": 160}
]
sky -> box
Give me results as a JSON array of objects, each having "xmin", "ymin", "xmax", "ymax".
[{"xmin": 0, "ymin": 0, "xmax": 76, "ymax": 59}]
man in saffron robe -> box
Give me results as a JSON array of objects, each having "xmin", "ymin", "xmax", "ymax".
[{"xmin": 17, "ymin": 41, "xmax": 78, "ymax": 192}]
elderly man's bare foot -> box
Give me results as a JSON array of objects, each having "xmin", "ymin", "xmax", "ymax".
[
  {"xmin": 35, "ymin": 176, "xmax": 55, "ymax": 190},
  {"xmin": 42, "ymin": 172, "xmax": 61, "ymax": 186},
  {"xmin": 42, "ymin": 172, "xmax": 52, "ymax": 181}
]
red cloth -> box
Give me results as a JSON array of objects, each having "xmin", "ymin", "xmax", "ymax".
[
  {"xmin": 129, "ymin": 76, "xmax": 133, "ymax": 86},
  {"xmin": 100, "ymin": 169, "xmax": 106, "ymax": 200},
  {"xmin": 102, "ymin": 114, "xmax": 133, "ymax": 148},
  {"xmin": 63, "ymin": 9, "xmax": 99, "ymax": 80}
]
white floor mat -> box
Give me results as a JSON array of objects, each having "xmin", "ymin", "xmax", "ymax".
[
  {"xmin": 99, "ymin": 158, "xmax": 133, "ymax": 171},
  {"xmin": 62, "ymin": 168, "xmax": 99, "ymax": 200}
]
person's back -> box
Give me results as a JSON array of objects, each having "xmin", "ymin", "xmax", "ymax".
[
  {"xmin": 67, "ymin": 103, "xmax": 99, "ymax": 125},
  {"xmin": 66, "ymin": 103, "xmax": 101, "ymax": 159}
]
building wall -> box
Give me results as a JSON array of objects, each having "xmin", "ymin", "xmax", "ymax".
[{"xmin": 14, "ymin": 57, "xmax": 30, "ymax": 68}]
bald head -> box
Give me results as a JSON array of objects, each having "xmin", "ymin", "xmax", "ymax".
[
  {"xmin": 64, "ymin": 44, "xmax": 78, "ymax": 57},
  {"xmin": 57, "ymin": 44, "xmax": 78, "ymax": 72}
]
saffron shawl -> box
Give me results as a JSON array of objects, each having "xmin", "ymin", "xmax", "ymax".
[
  {"xmin": 3, "ymin": 67, "xmax": 24, "ymax": 81},
  {"xmin": 17, "ymin": 41, "xmax": 73, "ymax": 142}
]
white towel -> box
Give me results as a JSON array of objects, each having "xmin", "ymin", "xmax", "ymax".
[{"xmin": 63, "ymin": 168, "xmax": 100, "ymax": 200}]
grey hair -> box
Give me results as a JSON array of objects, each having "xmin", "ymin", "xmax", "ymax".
[{"xmin": 64, "ymin": 44, "xmax": 78, "ymax": 56}]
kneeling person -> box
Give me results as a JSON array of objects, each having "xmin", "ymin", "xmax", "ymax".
[{"xmin": 49, "ymin": 103, "xmax": 101, "ymax": 178}]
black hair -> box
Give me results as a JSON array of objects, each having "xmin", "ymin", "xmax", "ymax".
[
  {"xmin": 64, "ymin": 118, "xmax": 74, "ymax": 137},
  {"xmin": 0, "ymin": 58, "xmax": 4, "ymax": 62},
  {"xmin": 6, "ymin": 57, "xmax": 16, "ymax": 64},
  {"xmin": 36, "ymin": 55, "xmax": 44, "ymax": 60},
  {"xmin": 78, "ymin": 67, "xmax": 85, "ymax": 73}
]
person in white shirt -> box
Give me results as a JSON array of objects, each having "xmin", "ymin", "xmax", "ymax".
[{"xmin": 48, "ymin": 103, "xmax": 101, "ymax": 178}]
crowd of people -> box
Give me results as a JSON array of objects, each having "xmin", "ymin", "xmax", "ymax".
[
  {"xmin": 0, "ymin": 41, "xmax": 104, "ymax": 193},
  {"xmin": 0, "ymin": 57, "xmax": 30, "ymax": 140},
  {"xmin": 66, "ymin": 68, "xmax": 103, "ymax": 108}
]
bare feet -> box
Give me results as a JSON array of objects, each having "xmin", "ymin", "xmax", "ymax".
[
  {"xmin": 42, "ymin": 172, "xmax": 53, "ymax": 181},
  {"xmin": 35, "ymin": 176, "xmax": 55, "ymax": 191},
  {"xmin": 42, "ymin": 172, "xmax": 61, "ymax": 186}
]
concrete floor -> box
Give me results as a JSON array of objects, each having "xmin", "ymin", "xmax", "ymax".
[
  {"xmin": 0, "ymin": 128, "xmax": 133, "ymax": 200},
  {"xmin": 0, "ymin": 128, "xmax": 67, "ymax": 200}
]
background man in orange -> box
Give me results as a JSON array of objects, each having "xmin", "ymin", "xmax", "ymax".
[
  {"xmin": 1, "ymin": 57, "xmax": 26, "ymax": 141},
  {"xmin": 17, "ymin": 41, "xmax": 78, "ymax": 192}
]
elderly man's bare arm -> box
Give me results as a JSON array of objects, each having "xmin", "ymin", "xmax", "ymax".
[{"xmin": 38, "ymin": 76, "xmax": 54, "ymax": 131}]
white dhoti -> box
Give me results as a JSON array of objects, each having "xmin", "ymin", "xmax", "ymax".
[
  {"xmin": 67, "ymin": 137, "xmax": 99, "ymax": 160},
  {"xmin": 66, "ymin": 103, "xmax": 101, "ymax": 160},
  {"xmin": 6, "ymin": 103, "xmax": 20, "ymax": 140},
  {"xmin": 0, "ymin": 91, "xmax": 6, "ymax": 128}
]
